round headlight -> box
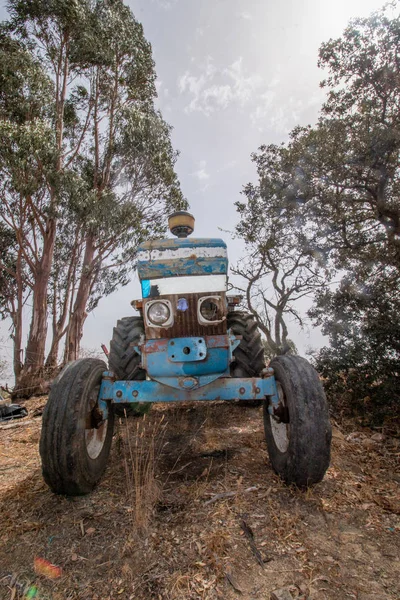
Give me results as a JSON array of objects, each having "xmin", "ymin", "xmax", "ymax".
[
  {"xmin": 199, "ymin": 299, "xmax": 220, "ymax": 322},
  {"xmin": 147, "ymin": 301, "xmax": 170, "ymax": 325}
]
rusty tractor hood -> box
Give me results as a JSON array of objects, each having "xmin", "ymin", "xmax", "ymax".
[{"xmin": 137, "ymin": 238, "xmax": 228, "ymax": 282}]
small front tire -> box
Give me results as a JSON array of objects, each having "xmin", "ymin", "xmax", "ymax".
[
  {"xmin": 40, "ymin": 358, "xmax": 114, "ymax": 496},
  {"xmin": 263, "ymin": 355, "xmax": 332, "ymax": 488}
]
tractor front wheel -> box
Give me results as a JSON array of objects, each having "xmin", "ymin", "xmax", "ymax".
[
  {"xmin": 263, "ymin": 355, "xmax": 332, "ymax": 488},
  {"xmin": 40, "ymin": 358, "xmax": 114, "ymax": 495}
]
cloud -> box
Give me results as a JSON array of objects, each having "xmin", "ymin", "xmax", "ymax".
[
  {"xmin": 151, "ymin": 0, "xmax": 178, "ymax": 9},
  {"xmin": 217, "ymin": 159, "xmax": 238, "ymax": 173},
  {"xmin": 237, "ymin": 11, "xmax": 253, "ymax": 21},
  {"xmin": 192, "ymin": 160, "xmax": 210, "ymax": 181},
  {"xmin": 250, "ymin": 86, "xmax": 324, "ymax": 135},
  {"xmin": 178, "ymin": 56, "xmax": 319, "ymax": 137},
  {"xmin": 224, "ymin": 57, "xmax": 263, "ymax": 105},
  {"xmin": 178, "ymin": 57, "xmax": 264, "ymax": 116}
]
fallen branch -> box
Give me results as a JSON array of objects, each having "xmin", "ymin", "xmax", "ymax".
[
  {"xmin": 204, "ymin": 491, "xmax": 236, "ymax": 505},
  {"xmin": 0, "ymin": 419, "xmax": 35, "ymax": 431},
  {"xmin": 240, "ymin": 518, "xmax": 264, "ymax": 568},
  {"xmin": 204, "ymin": 486, "xmax": 259, "ymax": 506}
]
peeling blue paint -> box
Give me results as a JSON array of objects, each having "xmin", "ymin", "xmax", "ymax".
[
  {"xmin": 143, "ymin": 344, "xmax": 229, "ymax": 380},
  {"xmin": 138, "ymin": 257, "xmax": 228, "ymax": 279},
  {"xmin": 139, "ymin": 334, "xmax": 241, "ymax": 390},
  {"xmin": 99, "ymin": 376, "xmax": 278, "ymax": 403},
  {"xmin": 142, "ymin": 280, "xmax": 151, "ymax": 298},
  {"xmin": 138, "ymin": 238, "xmax": 227, "ymax": 252}
]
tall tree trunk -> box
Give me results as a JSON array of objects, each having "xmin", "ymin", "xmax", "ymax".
[
  {"xmin": 15, "ymin": 220, "xmax": 56, "ymax": 396},
  {"xmin": 45, "ymin": 226, "xmax": 82, "ymax": 369},
  {"xmin": 14, "ymin": 40, "xmax": 70, "ymax": 396},
  {"xmin": 12, "ymin": 249, "xmax": 24, "ymax": 381},
  {"xmin": 64, "ymin": 234, "xmax": 96, "ymax": 362},
  {"xmin": 45, "ymin": 339, "xmax": 60, "ymax": 370}
]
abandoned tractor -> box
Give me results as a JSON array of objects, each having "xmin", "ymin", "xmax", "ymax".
[{"xmin": 40, "ymin": 211, "xmax": 332, "ymax": 495}]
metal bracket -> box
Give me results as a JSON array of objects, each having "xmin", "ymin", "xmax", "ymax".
[
  {"xmin": 261, "ymin": 367, "xmax": 281, "ymax": 416},
  {"xmin": 99, "ymin": 374, "xmax": 279, "ymax": 404},
  {"xmin": 168, "ymin": 337, "xmax": 207, "ymax": 362}
]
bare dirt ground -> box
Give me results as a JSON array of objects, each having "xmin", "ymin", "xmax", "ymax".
[{"xmin": 0, "ymin": 398, "xmax": 399, "ymax": 600}]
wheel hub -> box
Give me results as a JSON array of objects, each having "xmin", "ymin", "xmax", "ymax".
[
  {"xmin": 270, "ymin": 382, "xmax": 290, "ymax": 453},
  {"xmin": 85, "ymin": 387, "xmax": 108, "ymax": 460}
]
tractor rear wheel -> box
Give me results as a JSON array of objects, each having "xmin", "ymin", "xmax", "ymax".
[
  {"xmin": 109, "ymin": 316, "xmax": 150, "ymax": 417},
  {"xmin": 40, "ymin": 358, "xmax": 114, "ymax": 495},
  {"xmin": 263, "ymin": 355, "xmax": 332, "ymax": 488},
  {"xmin": 227, "ymin": 311, "xmax": 265, "ymax": 405}
]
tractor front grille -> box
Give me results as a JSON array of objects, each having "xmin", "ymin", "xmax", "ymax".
[{"xmin": 144, "ymin": 293, "xmax": 227, "ymax": 339}]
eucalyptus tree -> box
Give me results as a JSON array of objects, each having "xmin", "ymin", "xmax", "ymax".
[
  {"xmin": 62, "ymin": 0, "xmax": 186, "ymax": 362},
  {"xmin": 0, "ymin": 225, "xmax": 24, "ymax": 378},
  {"xmin": 0, "ymin": 30, "xmax": 55, "ymax": 384},
  {"xmin": 1, "ymin": 0, "xmax": 97, "ymax": 392},
  {"xmin": 1, "ymin": 0, "xmax": 185, "ymax": 394}
]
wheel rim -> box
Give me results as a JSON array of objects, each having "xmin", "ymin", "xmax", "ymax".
[
  {"xmin": 85, "ymin": 386, "xmax": 108, "ymax": 460},
  {"xmin": 270, "ymin": 382, "xmax": 290, "ymax": 453}
]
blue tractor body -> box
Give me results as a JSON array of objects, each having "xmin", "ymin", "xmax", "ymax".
[
  {"xmin": 98, "ymin": 233, "xmax": 280, "ymax": 414},
  {"xmin": 40, "ymin": 212, "xmax": 332, "ymax": 496}
]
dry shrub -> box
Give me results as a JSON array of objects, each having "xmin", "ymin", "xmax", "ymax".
[{"xmin": 123, "ymin": 413, "xmax": 166, "ymax": 533}]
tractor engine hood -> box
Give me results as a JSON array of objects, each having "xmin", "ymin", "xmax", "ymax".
[{"xmin": 137, "ymin": 238, "xmax": 228, "ymax": 299}]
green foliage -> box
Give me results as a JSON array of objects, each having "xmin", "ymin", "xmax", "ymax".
[
  {"xmin": 310, "ymin": 271, "xmax": 400, "ymax": 424},
  {"xmin": 0, "ymin": 224, "xmax": 18, "ymax": 320},
  {"xmin": 315, "ymin": 6, "xmax": 400, "ymax": 269},
  {"xmin": 237, "ymin": 3, "xmax": 400, "ymax": 420},
  {"xmin": 0, "ymin": 29, "xmax": 54, "ymax": 123},
  {"xmin": 307, "ymin": 5, "xmax": 400, "ymax": 421},
  {"xmin": 1, "ymin": 0, "xmax": 186, "ymax": 381}
]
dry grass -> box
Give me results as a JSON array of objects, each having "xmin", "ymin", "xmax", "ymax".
[
  {"xmin": 0, "ymin": 401, "xmax": 399, "ymax": 600},
  {"xmin": 122, "ymin": 413, "xmax": 167, "ymax": 533}
]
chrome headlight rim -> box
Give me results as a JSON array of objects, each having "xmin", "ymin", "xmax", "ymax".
[{"xmin": 145, "ymin": 299, "xmax": 174, "ymax": 327}]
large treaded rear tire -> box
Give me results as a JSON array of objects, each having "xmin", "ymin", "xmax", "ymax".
[
  {"xmin": 227, "ymin": 311, "xmax": 265, "ymax": 376},
  {"xmin": 40, "ymin": 358, "xmax": 114, "ymax": 496},
  {"xmin": 109, "ymin": 316, "xmax": 150, "ymax": 417},
  {"xmin": 263, "ymin": 355, "xmax": 332, "ymax": 488},
  {"xmin": 227, "ymin": 311, "xmax": 265, "ymax": 406}
]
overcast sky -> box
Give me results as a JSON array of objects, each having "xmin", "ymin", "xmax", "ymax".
[{"xmin": 0, "ymin": 0, "xmax": 388, "ymax": 378}]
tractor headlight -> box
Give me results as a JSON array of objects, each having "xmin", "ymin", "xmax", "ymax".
[
  {"xmin": 146, "ymin": 300, "xmax": 172, "ymax": 326},
  {"xmin": 198, "ymin": 296, "xmax": 225, "ymax": 324}
]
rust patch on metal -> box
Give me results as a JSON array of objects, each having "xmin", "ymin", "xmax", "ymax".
[
  {"xmin": 144, "ymin": 292, "xmax": 227, "ymax": 339},
  {"xmin": 204, "ymin": 335, "xmax": 229, "ymax": 349},
  {"xmin": 144, "ymin": 339, "xmax": 169, "ymax": 353}
]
